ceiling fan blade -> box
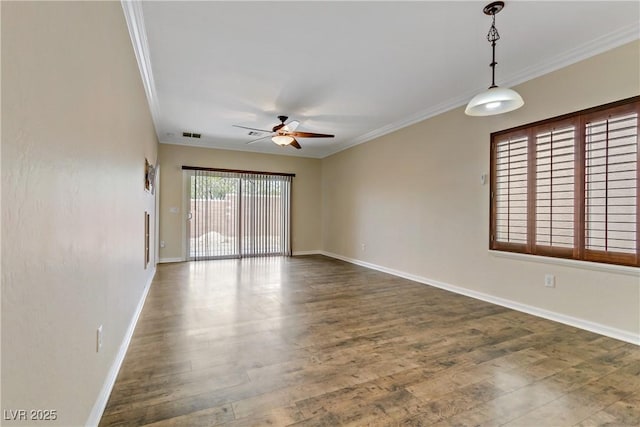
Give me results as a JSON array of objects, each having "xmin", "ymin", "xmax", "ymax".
[
  {"xmin": 233, "ymin": 124, "xmax": 273, "ymax": 133},
  {"xmin": 289, "ymin": 131, "xmax": 334, "ymax": 138},
  {"xmin": 283, "ymin": 120, "xmax": 300, "ymax": 132},
  {"xmin": 290, "ymin": 138, "xmax": 302, "ymax": 149},
  {"xmin": 246, "ymin": 135, "xmax": 271, "ymax": 145}
]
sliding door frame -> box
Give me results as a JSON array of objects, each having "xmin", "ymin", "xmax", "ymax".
[{"xmin": 183, "ymin": 166, "xmax": 295, "ymax": 260}]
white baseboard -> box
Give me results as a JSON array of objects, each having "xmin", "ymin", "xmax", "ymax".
[
  {"xmin": 158, "ymin": 257, "xmax": 184, "ymax": 263},
  {"xmin": 86, "ymin": 269, "xmax": 156, "ymax": 426},
  {"xmin": 319, "ymin": 251, "xmax": 639, "ymax": 346},
  {"xmin": 292, "ymin": 250, "xmax": 322, "ymax": 256}
]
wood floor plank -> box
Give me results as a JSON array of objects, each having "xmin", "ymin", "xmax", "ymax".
[
  {"xmin": 99, "ymin": 255, "xmax": 640, "ymax": 426},
  {"xmin": 141, "ymin": 403, "xmax": 235, "ymax": 427}
]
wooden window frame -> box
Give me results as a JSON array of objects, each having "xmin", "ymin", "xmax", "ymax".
[{"xmin": 490, "ymin": 96, "xmax": 640, "ymax": 267}]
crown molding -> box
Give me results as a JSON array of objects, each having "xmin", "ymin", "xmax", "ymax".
[
  {"xmin": 119, "ymin": 2, "xmax": 638, "ymax": 160},
  {"xmin": 322, "ymin": 22, "xmax": 640, "ymax": 159},
  {"xmin": 503, "ymin": 21, "xmax": 640, "ymax": 90},
  {"xmin": 159, "ymin": 140, "xmax": 323, "ymax": 159},
  {"xmin": 121, "ymin": 1, "xmax": 162, "ymax": 140},
  {"xmin": 321, "ymin": 90, "xmax": 476, "ymax": 158}
]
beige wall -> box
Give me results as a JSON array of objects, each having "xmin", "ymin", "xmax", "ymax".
[
  {"xmin": 2, "ymin": 2, "xmax": 158, "ymax": 426},
  {"xmin": 321, "ymin": 41, "xmax": 640, "ymax": 338},
  {"xmin": 158, "ymin": 144, "xmax": 321, "ymax": 259}
]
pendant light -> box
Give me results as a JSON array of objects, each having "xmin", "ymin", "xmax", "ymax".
[{"xmin": 465, "ymin": 1, "xmax": 524, "ymax": 116}]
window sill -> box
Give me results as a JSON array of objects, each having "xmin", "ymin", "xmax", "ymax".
[{"xmin": 488, "ymin": 250, "xmax": 640, "ymax": 277}]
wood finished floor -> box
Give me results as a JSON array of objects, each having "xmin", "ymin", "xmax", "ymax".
[{"xmin": 100, "ymin": 255, "xmax": 640, "ymax": 427}]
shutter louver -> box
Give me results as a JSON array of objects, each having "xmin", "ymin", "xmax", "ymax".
[{"xmin": 495, "ymin": 135, "xmax": 528, "ymax": 245}]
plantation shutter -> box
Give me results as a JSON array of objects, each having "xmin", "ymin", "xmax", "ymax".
[
  {"xmin": 535, "ymin": 123, "xmax": 576, "ymax": 254},
  {"xmin": 490, "ymin": 96, "xmax": 639, "ymax": 267},
  {"xmin": 493, "ymin": 133, "xmax": 529, "ymax": 246},
  {"xmin": 584, "ymin": 108, "xmax": 639, "ymax": 265}
]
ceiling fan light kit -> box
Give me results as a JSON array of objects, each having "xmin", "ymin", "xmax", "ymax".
[
  {"xmin": 272, "ymin": 135, "xmax": 295, "ymax": 146},
  {"xmin": 465, "ymin": 1, "xmax": 524, "ymax": 117}
]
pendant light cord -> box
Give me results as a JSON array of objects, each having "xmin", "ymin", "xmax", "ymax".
[{"xmin": 487, "ymin": 13, "xmax": 500, "ymax": 88}]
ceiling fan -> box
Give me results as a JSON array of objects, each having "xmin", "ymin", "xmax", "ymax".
[{"xmin": 233, "ymin": 115, "xmax": 334, "ymax": 150}]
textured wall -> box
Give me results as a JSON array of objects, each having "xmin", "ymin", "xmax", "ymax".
[
  {"xmin": 2, "ymin": 2, "xmax": 158, "ymax": 425},
  {"xmin": 158, "ymin": 144, "xmax": 322, "ymax": 260},
  {"xmin": 321, "ymin": 41, "xmax": 640, "ymax": 338}
]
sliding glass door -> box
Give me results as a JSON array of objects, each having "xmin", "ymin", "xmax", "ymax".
[
  {"xmin": 185, "ymin": 168, "xmax": 292, "ymax": 260},
  {"xmin": 187, "ymin": 171, "xmax": 240, "ymax": 259}
]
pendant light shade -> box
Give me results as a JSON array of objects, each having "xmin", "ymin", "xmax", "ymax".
[
  {"xmin": 272, "ymin": 135, "xmax": 294, "ymax": 146},
  {"xmin": 465, "ymin": 86, "xmax": 524, "ymax": 116},
  {"xmin": 465, "ymin": 1, "xmax": 524, "ymax": 117}
]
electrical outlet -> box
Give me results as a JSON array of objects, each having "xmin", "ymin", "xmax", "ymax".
[
  {"xmin": 160, "ymin": 240, "xmax": 165, "ymax": 248},
  {"xmin": 97, "ymin": 325, "xmax": 103, "ymax": 352},
  {"xmin": 544, "ymin": 274, "xmax": 555, "ymax": 288},
  {"xmin": 361, "ymin": 243, "xmax": 366, "ymax": 252}
]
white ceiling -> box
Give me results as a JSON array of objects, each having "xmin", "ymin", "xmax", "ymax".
[{"xmin": 125, "ymin": 1, "xmax": 640, "ymax": 158}]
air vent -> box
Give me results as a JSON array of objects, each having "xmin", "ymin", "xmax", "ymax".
[
  {"xmin": 248, "ymin": 131, "xmax": 263, "ymax": 136},
  {"xmin": 182, "ymin": 132, "xmax": 201, "ymax": 139}
]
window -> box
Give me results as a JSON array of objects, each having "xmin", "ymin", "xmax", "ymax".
[{"xmin": 490, "ymin": 96, "xmax": 640, "ymax": 267}]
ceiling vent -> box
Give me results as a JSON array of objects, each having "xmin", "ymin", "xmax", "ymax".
[
  {"xmin": 248, "ymin": 131, "xmax": 263, "ymax": 136},
  {"xmin": 182, "ymin": 131, "xmax": 201, "ymax": 139}
]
